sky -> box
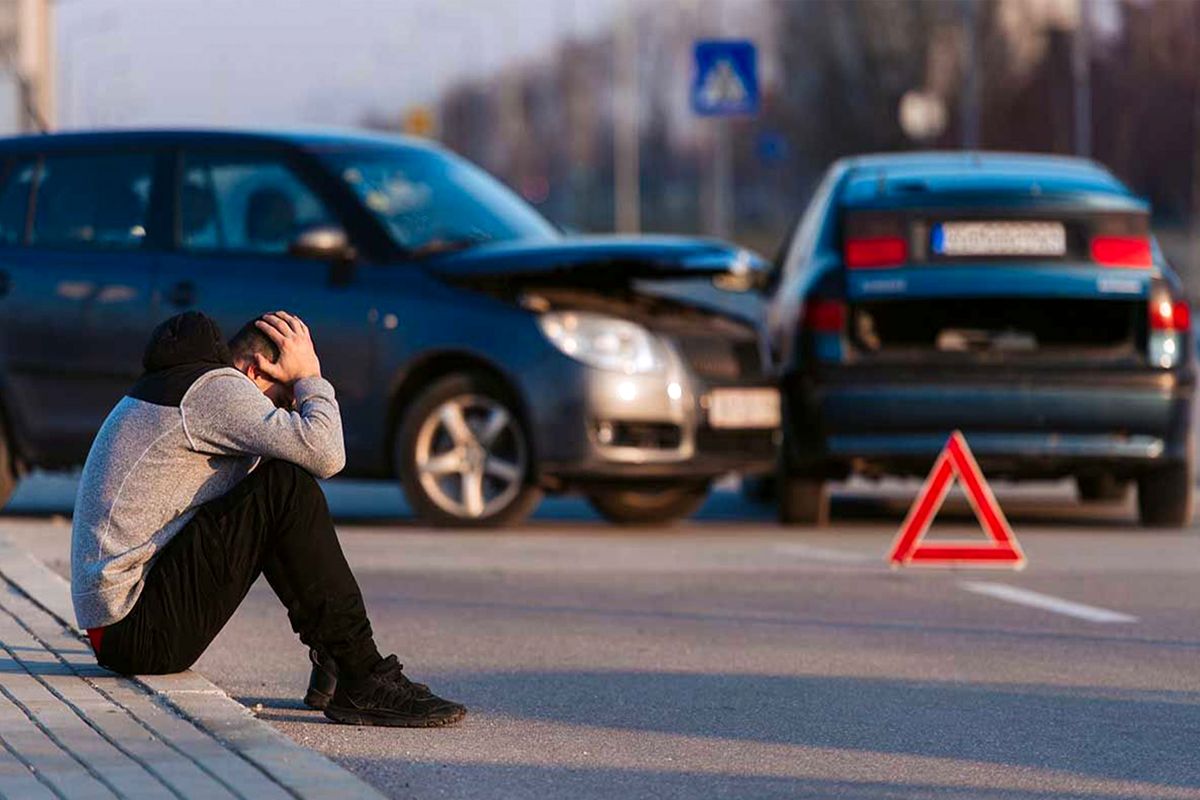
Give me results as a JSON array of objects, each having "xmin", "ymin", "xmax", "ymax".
[{"xmin": 56, "ymin": 0, "xmax": 622, "ymax": 130}]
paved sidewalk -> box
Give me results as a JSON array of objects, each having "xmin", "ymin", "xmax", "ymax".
[{"xmin": 0, "ymin": 535, "xmax": 385, "ymax": 799}]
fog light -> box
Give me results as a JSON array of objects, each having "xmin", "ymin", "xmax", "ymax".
[
  {"xmin": 596, "ymin": 421, "xmax": 615, "ymax": 445},
  {"xmin": 617, "ymin": 381, "xmax": 637, "ymax": 401},
  {"xmin": 667, "ymin": 382, "xmax": 682, "ymax": 400}
]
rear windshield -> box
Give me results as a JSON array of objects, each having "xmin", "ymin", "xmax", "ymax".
[{"xmin": 839, "ymin": 160, "xmax": 1139, "ymax": 210}]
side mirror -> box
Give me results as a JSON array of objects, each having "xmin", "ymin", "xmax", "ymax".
[{"xmin": 288, "ymin": 225, "xmax": 357, "ymax": 286}]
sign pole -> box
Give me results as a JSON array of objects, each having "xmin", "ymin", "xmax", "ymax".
[
  {"xmin": 711, "ymin": 118, "xmax": 732, "ymax": 239},
  {"xmin": 691, "ymin": 39, "xmax": 757, "ymax": 239},
  {"xmin": 959, "ymin": 0, "xmax": 981, "ymax": 149},
  {"xmin": 614, "ymin": 0, "xmax": 640, "ymax": 233}
]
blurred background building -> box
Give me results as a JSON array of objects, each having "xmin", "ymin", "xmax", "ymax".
[{"xmin": 41, "ymin": 0, "xmax": 1200, "ymax": 285}]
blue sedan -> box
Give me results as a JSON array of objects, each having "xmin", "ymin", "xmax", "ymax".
[{"xmin": 767, "ymin": 152, "xmax": 1194, "ymax": 527}]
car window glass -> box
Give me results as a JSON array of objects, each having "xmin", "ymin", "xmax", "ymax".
[
  {"xmin": 180, "ymin": 156, "xmax": 335, "ymax": 255},
  {"xmin": 31, "ymin": 153, "xmax": 153, "ymax": 249},
  {"xmin": 0, "ymin": 160, "xmax": 35, "ymax": 245},
  {"xmin": 323, "ymin": 149, "xmax": 556, "ymax": 253}
]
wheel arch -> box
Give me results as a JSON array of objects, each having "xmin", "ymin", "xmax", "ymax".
[{"xmin": 384, "ymin": 351, "xmax": 537, "ymax": 478}]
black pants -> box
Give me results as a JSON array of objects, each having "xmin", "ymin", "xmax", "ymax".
[{"xmin": 97, "ymin": 459, "xmax": 381, "ymax": 678}]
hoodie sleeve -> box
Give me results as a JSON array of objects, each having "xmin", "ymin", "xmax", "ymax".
[{"xmin": 180, "ymin": 370, "xmax": 346, "ymax": 479}]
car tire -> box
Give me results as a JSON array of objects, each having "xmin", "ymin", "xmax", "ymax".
[
  {"xmin": 1136, "ymin": 461, "xmax": 1193, "ymax": 528},
  {"xmin": 1076, "ymin": 474, "xmax": 1129, "ymax": 503},
  {"xmin": 396, "ymin": 372, "xmax": 541, "ymax": 528},
  {"xmin": 585, "ymin": 483, "xmax": 709, "ymax": 526},
  {"xmin": 778, "ymin": 472, "xmax": 829, "ymax": 526},
  {"xmin": 0, "ymin": 418, "xmax": 16, "ymax": 510}
]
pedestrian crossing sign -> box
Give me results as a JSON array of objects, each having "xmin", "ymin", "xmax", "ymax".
[{"xmin": 692, "ymin": 40, "xmax": 759, "ymax": 117}]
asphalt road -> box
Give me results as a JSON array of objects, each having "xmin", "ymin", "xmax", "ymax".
[{"xmin": 5, "ymin": 474, "xmax": 1200, "ymax": 800}]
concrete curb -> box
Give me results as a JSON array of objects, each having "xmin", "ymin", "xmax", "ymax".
[{"xmin": 0, "ymin": 535, "xmax": 387, "ymax": 800}]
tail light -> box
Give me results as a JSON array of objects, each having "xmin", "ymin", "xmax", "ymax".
[
  {"xmin": 1150, "ymin": 296, "xmax": 1190, "ymax": 331},
  {"xmin": 802, "ymin": 299, "xmax": 846, "ymax": 333},
  {"xmin": 1091, "ymin": 235, "xmax": 1152, "ymax": 268},
  {"xmin": 845, "ymin": 236, "xmax": 907, "ymax": 269}
]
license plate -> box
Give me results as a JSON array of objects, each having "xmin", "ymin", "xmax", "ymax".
[
  {"xmin": 931, "ymin": 221, "xmax": 1067, "ymax": 257},
  {"xmin": 708, "ymin": 388, "xmax": 781, "ymax": 430}
]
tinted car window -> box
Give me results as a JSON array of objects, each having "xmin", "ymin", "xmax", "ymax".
[
  {"xmin": 322, "ymin": 148, "xmax": 556, "ymax": 254},
  {"xmin": 181, "ymin": 155, "xmax": 335, "ymax": 255},
  {"xmin": 32, "ymin": 153, "xmax": 153, "ymax": 249},
  {"xmin": 0, "ymin": 160, "xmax": 34, "ymax": 245}
]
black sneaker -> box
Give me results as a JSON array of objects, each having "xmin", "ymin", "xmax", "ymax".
[
  {"xmin": 323, "ymin": 655, "xmax": 466, "ymax": 728},
  {"xmin": 303, "ymin": 649, "xmax": 338, "ymax": 710},
  {"xmin": 305, "ymin": 649, "xmax": 434, "ymax": 710}
]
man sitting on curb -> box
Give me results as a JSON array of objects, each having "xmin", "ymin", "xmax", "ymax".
[{"xmin": 70, "ymin": 310, "xmax": 466, "ymax": 728}]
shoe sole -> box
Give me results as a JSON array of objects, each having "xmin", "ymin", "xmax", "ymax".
[{"xmin": 323, "ymin": 704, "xmax": 467, "ymax": 728}]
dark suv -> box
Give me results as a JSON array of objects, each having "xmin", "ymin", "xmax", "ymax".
[
  {"xmin": 768, "ymin": 152, "xmax": 1194, "ymax": 528},
  {"xmin": 0, "ymin": 129, "xmax": 779, "ymax": 526}
]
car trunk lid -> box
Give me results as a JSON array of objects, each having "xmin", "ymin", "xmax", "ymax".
[{"xmin": 828, "ymin": 201, "xmax": 1183, "ymax": 369}]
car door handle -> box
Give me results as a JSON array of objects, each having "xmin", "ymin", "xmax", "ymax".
[
  {"xmin": 166, "ymin": 280, "xmax": 195, "ymax": 308},
  {"xmin": 0, "ymin": 270, "xmax": 9, "ymax": 297}
]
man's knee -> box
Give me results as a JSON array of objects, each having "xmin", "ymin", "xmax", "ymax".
[
  {"xmin": 257, "ymin": 459, "xmax": 328, "ymax": 513},
  {"xmin": 259, "ymin": 459, "xmax": 321, "ymax": 491}
]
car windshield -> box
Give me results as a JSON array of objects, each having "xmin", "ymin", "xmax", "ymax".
[{"xmin": 321, "ymin": 147, "xmax": 557, "ymax": 254}]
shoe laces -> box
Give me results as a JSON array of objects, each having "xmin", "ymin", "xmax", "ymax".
[{"xmin": 364, "ymin": 655, "xmax": 417, "ymax": 706}]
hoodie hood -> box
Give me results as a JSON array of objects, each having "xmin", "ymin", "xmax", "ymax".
[{"xmin": 128, "ymin": 312, "xmax": 234, "ymax": 407}]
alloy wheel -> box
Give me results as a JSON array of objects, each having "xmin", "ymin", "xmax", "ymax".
[{"xmin": 413, "ymin": 394, "xmax": 527, "ymax": 520}]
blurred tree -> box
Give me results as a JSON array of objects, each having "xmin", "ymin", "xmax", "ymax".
[
  {"xmin": 769, "ymin": 0, "xmax": 959, "ymax": 163},
  {"xmin": 1091, "ymin": 0, "xmax": 1198, "ymax": 224}
]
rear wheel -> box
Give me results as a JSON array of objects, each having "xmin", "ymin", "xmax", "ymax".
[
  {"xmin": 1136, "ymin": 461, "xmax": 1193, "ymax": 528},
  {"xmin": 778, "ymin": 471, "xmax": 829, "ymax": 526},
  {"xmin": 1076, "ymin": 474, "xmax": 1129, "ymax": 503},
  {"xmin": 585, "ymin": 483, "xmax": 709, "ymax": 526},
  {"xmin": 0, "ymin": 419, "xmax": 15, "ymax": 509},
  {"xmin": 397, "ymin": 373, "xmax": 541, "ymax": 528}
]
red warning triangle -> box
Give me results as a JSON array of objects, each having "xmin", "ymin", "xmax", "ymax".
[{"xmin": 887, "ymin": 431, "xmax": 1025, "ymax": 568}]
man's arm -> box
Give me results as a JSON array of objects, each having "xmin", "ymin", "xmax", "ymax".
[
  {"xmin": 181, "ymin": 311, "xmax": 345, "ymax": 478},
  {"xmin": 181, "ymin": 372, "xmax": 346, "ymax": 478}
]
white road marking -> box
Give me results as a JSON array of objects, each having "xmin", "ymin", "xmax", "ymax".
[
  {"xmin": 960, "ymin": 581, "xmax": 1139, "ymax": 624},
  {"xmin": 772, "ymin": 543, "xmax": 873, "ymax": 563}
]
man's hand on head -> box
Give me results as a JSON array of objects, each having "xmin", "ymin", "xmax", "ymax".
[{"xmin": 253, "ymin": 311, "xmax": 322, "ymax": 385}]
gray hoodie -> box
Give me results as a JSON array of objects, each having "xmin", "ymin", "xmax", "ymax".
[{"xmin": 70, "ymin": 313, "xmax": 344, "ymax": 629}]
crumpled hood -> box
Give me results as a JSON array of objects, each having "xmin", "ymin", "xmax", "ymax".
[
  {"xmin": 129, "ymin": 311, "xmax": 234, "ymax": 407},
  {"xmin": 420, "ymin": 235, "xmax": 767, "ymax": 284}
]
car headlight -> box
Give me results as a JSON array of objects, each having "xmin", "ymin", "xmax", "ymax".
[{"xmin": 537, "ymin": 311, "xmax": 668, "ymax": 374}]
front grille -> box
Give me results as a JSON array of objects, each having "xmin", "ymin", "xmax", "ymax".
[
  {"xmin": 694, "ymin": 427, "xmax": 778, "ymax": 459},
  {"xmin": 674, "ymin": 336, "xmax": 763, "ymax": 381}
]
